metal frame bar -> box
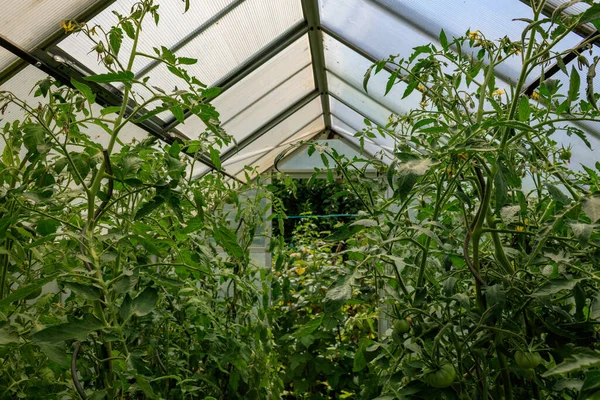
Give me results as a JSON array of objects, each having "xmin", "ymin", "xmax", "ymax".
[
  {"xmin": 162, "ymin": 21, "xmax": 309, "ymax": 132},
  {"xmin": 0, "ymin": 35, "xmax": 241, "ymax": 182},
  {"xmin": 301, "ymin": 0, "xmax": 331, "ymax": 129},
  {"xmin": 0, "ymin": 0, "xmax": 116, "ymax": 84},
  {"xmin": 133, "ymin": 0, "xmax": 246, "ymax": 79},
  {"xmin": 220, "ymin": 90, "xmax": 320, "ymax": 162}
]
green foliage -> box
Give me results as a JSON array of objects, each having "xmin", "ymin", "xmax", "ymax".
[{"xmin": 0, "ymin": 2, "xmax": 281, "ymax": 398}]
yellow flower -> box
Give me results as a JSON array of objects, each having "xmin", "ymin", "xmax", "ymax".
[
  {"xmin": 417, "ymin": 84, "xmax": 425, "ymax": 92},
  {"xmin": 468, "ymin": 30, "xmax": 481, "ymax": 40},
  {"xmin": 419, "ymin": 100, "xmax": 429, "ymax": 108},
  {"xmin": 492, "ymin": 89, "xmax": 505, "ymax": 97},
  {"xmin": 295, "ymin": 265, "xmax": 306, "ymax": 275},
  {"xmin": 524, "ymin": 218, "xmax": 529, "ymax": 225},
  {"xmin": 458, "ymin": 152, "xmax": 468, "ymax": 160},
  {"xmin": 531, "ymin": 91, "xmax": 540, "ymax": 100},
  {"xmin": 60, "ymin": 20, "xmax": 77, "ymax": 33},
  {"xmin": 516, "ymin": 225, "xmax": 525, "ymax": 232}
]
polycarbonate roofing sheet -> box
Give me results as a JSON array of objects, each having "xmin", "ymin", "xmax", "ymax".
[
  {"xmin": 331, "ymin": 116, "xmax": 388, "ymax": 157},
  {"xmin": 180, "ymin": 63, "xmax": 315, "ymax": 148},
  {"xmin": 58, "ymin": 0, "xmax": 234, "ymax": 76},
  {"xmin": 327, "ymin": 71, "xmax": 392, "ymax": 127},
  {"xmin": 226, "ymin": 114, "xmax": 324, "ymax": 177},
  {"xmin": 0, "ymin": 0, "xmax": 101, "ymax": 72},
  {"xmin": 223, "ymin": 96, "xmax": 323, "ymax": 176},
  {"xmin": 59, "ymin": 0, "xmax": 303, "ymax": 90},
  {"xmin": 323, "ymin": 32, "xmax": 421, "ymax": 116}
]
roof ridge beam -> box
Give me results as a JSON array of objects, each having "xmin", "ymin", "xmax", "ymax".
[{"xmin": 301, "ymin": 0, "xmax": 331, "ymax": 129}]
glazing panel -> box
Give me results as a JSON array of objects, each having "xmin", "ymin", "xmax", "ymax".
[
  {"xmin": 0, "ymin": 0, "xmax": 100, "ymax": 72},
  {"xmin": 327, "ymin": 71, "xmax": 393, "ymax": 127},
  {"xmin": 331, "ymin": 116, "xmax": 388, "ymax": 157},
  {"xmin": 180, "ymin": 65, "xmax": 315, "ymax": 147},
  {"xmin": 320, "ymin": 0, "xmax": 582, "ymax": 85},
  {"xmin": 58, "ymin": 0, "xmax": 234, "ymax": 76},
  {"xmin": 226, "ymin": 116, "xmax": 324, "ymax": 177},
  {"xmin": 324, "ymin": 32, "xmax": 421, "ymax": 116},
  {"xmin": 224, "ymin": 97, "xmax": 322, "ymax": 176}
]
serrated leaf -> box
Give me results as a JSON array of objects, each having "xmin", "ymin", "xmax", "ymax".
[
  {"xmin": 395, "ymin": 158, "xmax": 435, "ymax": 201},
  {"xmin": 518, "ymin": 95, "xmax": 530, "ymax": 122},
  {"xmin": 531, "ymin": 279, "xmax": 581, "ymax": 298},
  {"xmin": 32, "ymin": 314, "xmax": 104, "ymax": 344},
  {"xmin": 84, "ymin": 71, "xmax": 134, "ymax": 84},
  {"xmin": 439, "ymin": 29, "xmax": 448, "ymax": 50},
  {"xmin": 571, "ymin": 223, "xmax": 593, "ymax": 246},
  {"xmin": 543, "ymin": 351, "xmax": 600, "ymax": 377},
  {"xmin": 582, "ymin": 195, "xmax": 600, "ymax": 222},
  {"xmin": 71, "ymin": 79, "xmax": 96, "ymax": 104},
  {"xmin": 135, "ymin": 195, "xmax": 165, "ymax": 220},
  {"xmin": 350, "ymin": 219, "xmax": 378, "ymax": 228},
  {"xmin": 36, "ymin": 219, "xmax": 60, "ymax": 236},
  {"xmin": 0, "ymin": 328, "xmax": 20, "ymax": 345},
  {"xmin": 63, "ymin": 281, "xmax": 102, "ymax": 300},
  {"xmin": 213, "ymin": 224, "xmax": 244, "ymax": 259},
  {"xmin": 546, "ymin": 183, "xmax": 570, "ymax": 205},
  {"xmin": 0, "ymin": 273, "xmax": 59, "ymax": 308},
  {"xmin": 569, "ymin": 65, "xmax": 581, "ymax": 103}
]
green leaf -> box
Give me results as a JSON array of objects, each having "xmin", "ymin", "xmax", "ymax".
[
  {"xmin": 36, "ymin": 219, "xmax": 60, "ymax": 236},
  {"xmin": 63, "ymin": 281, "xmax": 102, "ymax": 300},
  {"xmin": 582, "ymin": 195, "xmax": 600, "ymax": 222},
  {"xmin": 134, "ymin": 374, "xmax": 159, "ymax": 399},
  {"xmin": 68, "ymin": 152, "xmax": 91, "ymax": 185},
  {"xmin": 546, "ymin": 183, "xmax": 570, "ymax": 205},
  {"xmin": 0, "ymin": 328, "xmax": 20, "ymax": 345},
  {"xmin": 591, "ymin": 291, "xmax": 600, "ymax": 321},
  {"xmin": 120, "ymin": 287, "xmax": 159, "ymax": 320},
  {"xmin": 579, "ymin": 371, "xmax": 600, "ymax": 400},
  {"xmin": 494, "ymin": 167, "xmax": 508, "ymax": 211},
  {"xmin": 324, "ymin": 222, "xmax": 367, "ymax": 242},
  {"xmin": 324, "ymin": 267, "xmax": 362, "ymax": 313},
  {"xmin": 569, "ymin": 65, "xmax": 581, "ymax": 103},
  {"xmin": 0, "ymin": 273, "xmax": 58, "ymax": 308},
  {"xmin": 135, "ymin": 195, "xmax": 166, "ymax": 220},
  {"xmin": 531, "ymin": 279, "xmax": 581, "ymax": 298},
  {"xmin": 439, "ymin": 29, "xmax": 449, "ymax": 50},
  {"xmin": 518, "ymin": 95, "xmax": 530, "ymax": 122},
  {"xmin": 213, "ymin": 224, "xmax": 244, "ymax": 259},
  {"xmin": 23, "ymin": 123, "xmax": 46, "ymax": 153},
  {"xmin": 109, "ymin": 27, "xmax": 122, "ymax": 56},
  {"xmin": 100, "ymin": 106, "xmax": 121, "ymax": 116},
  {"xmin": 543, "ymin": 351, "xmax": 600, "ymax": 377},
  {"xmin": 178, "ymin": 57, "xmax": 197, "ymax": 65},
  {"xmin": 395, "ymin": 158, "xmax": 435, "ymax": 201},
  {"xmin": 170, "ymin": 105, "xmax": 185, "ymax": 123},
  {"xmin": 71, "ymin": 79, "xmax": 96, "ymax": 104},
  {"xmin": 571, "ymin": 223, "xmax": 593, "ymax": 246},
  {"xmin": 84, "ymin": 71, "xmax": 134, "ymax": 84},
  {"xmin": 579, "ymin": 4, "xmax": 600, "ymax": 26},
  {"xmin": 32, "ymin": 314, "xmax": 104, "ymax": 344},
  {"xmin": 209, "ymin": 147, "xmax": 221, "ymax": 170}
]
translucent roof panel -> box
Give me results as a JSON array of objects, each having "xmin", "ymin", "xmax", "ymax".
[
  {"xmin": 179, "ymin": 58, "xmax": 315, "ymax": 150},
  {"xmin": 319, "ymin": 0, "xmax": 582, "ymax": 86},
  {"xmin": 59, "ymin": 0, "xmax": 234, "ymax": 76},
  {"xmin": 59, "ymin": 0, "xmax": 303, "ymax": 88},
  {"xmin": 323, "ymin": 32, "xmax": 421, "ymax": 116},
  {"xmin": 223, "ymin": 96, "xmax": 323, "ymax": 176},
  {"xmin": 226, "ymin": 114, "xmax": 324, "ymax": 177},
  {"xmin": 332, "ymin": 116, "xmax": 389, "ymax": 158},
  {"xmin": 330, "ymin": 96, "xmax": 393, "ymax": 151},
  {"xmin": 0, "ymin": 0, "xmax": 100, "ymax": 72},
  {"xmin": 328, "ymin": 71, "xmax": 392, "ymax": 127}
]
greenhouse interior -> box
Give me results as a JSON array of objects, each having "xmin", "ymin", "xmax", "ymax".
[{"xmin": 2, "ymin": 0, "xmax": 600, "ymax": 398}]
